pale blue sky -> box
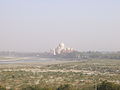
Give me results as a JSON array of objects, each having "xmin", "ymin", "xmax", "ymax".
[{"xmin": 0, "ymin": 0, "xmax": 120, "ymax": 52}]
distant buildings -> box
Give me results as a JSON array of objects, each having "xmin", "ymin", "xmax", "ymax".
[{"xmin": 50, "ymin": 43, "xmax": 75, "ymax": 55}]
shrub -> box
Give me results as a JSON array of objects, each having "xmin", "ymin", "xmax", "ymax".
[
  {"xmin": 57, "ymin": 84, "xmax": 71, "ymax": 90},
  {"xmin": 97, "ymin": 81, "xmax": 120, "ymax": 90},
  {"xmin": 0, "ymin": 86, "xmax": 6, "ymax": 90}
]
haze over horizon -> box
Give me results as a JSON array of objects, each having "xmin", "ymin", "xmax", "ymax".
[{"xmin": 0, "ymin": 0, "xmax": 120, "ymax": 52}]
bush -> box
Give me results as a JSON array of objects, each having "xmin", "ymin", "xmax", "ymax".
[
  {"xmin": 0, "ymin": 86, "xmax": 6, "ymax": 90},
  {"xmin": 97, "ymin": 81, "xmax": 120, "ymax": 90},
  {"xmin": 21, "ymin": 85, "xmax": 54, "ymax": 90},
  {"xmin": 57, "ymin": 84, "xmax": 71, "ymax": 90}
]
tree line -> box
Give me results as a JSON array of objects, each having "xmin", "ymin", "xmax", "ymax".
[{"xmin": 0, "ymin": 81, "xmax": 120, "ymax": 90}]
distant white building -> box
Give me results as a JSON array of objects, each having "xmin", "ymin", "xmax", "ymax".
[{"xmin": 50, "ymin": 43, "xmax": 75, "ymax": 55}]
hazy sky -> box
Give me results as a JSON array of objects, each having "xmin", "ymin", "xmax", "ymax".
[{"xmin": 0, "ymin": 0, "xmax": 120, "ymax": 52}]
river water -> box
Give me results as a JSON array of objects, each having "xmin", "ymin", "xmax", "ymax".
[{"xmin": 0, "ymin": 59, "xmax": 56, "ymax": 64}]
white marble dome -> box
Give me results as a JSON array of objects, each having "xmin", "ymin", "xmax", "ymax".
[{"xmin": 59, "ymin": 43, "xmax": 65, "ymax": 49}]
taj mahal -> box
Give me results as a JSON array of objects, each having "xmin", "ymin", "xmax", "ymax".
[{"xmin": 50, "ymin": 43, "xmax": 74, "ymax": 55}]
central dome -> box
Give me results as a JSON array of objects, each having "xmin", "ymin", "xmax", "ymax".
[
  {"xmin": 59, "ymin": 43, "xmax": 65, "ymax": 47},
  {"xmin": 58, "ymin": 43, "xmax": 65, "ymax": 50}
]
